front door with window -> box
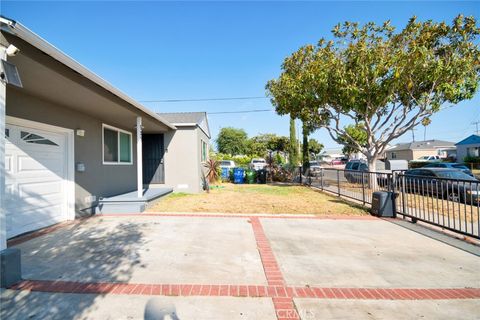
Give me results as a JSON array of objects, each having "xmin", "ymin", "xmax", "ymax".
[{"xmin": 142, "ymin": 134, "xmax": 165, "ymax": 184}]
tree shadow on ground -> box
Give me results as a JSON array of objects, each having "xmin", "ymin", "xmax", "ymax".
[{"xmin": 0, "ymin": 217, "xmax": 146, "ymax": 319}]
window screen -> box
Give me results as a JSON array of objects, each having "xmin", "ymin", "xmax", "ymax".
[
  {"xmin": 119, "ymin": 132, "xmax": 131, "ymax": 163},
  {"xmin": 103, "ymin": 127, "xmax": 118, "ymax": 162}
]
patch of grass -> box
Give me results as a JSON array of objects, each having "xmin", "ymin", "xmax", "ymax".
[
  {"xmin": 149, "ymin": 183, "xmax": 367, "ymax": 216},
  {"xmin": 166, "ymin": 192, "xmax": 191, "ymax": 199},
  {"xmin": 473, "ymin": 169, "xmax": 480, "ymax": 179}
]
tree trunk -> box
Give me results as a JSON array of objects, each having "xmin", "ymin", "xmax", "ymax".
[
  {"xmin": 289, "ymin": 115, "xmax": 298, "ymax": 166},
  {"xmin": 302, "ymin": 122, "xmax": 309, "ymax": 174},
  {"xmin": 366, "ymin": 154, "xmax": 378, "ymax": 190}
]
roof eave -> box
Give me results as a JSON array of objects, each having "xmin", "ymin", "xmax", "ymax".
[{"xmin": 0, "ymin": 16, "xmax": 176, "ymax": 130}]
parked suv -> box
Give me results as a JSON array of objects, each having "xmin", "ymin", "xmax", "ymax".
[
  {"xmin": 249, "ymin": 158, "xmax": 267, "ymax": 171},
  {"xmin": 423, "ymin": 162, "xmax": 474, "ymax": 177},
  {"xmin": 403, "ymin": 168, "xmax": 479, "ymax": 204},
  {"xmin": 344, "ymin": 160, "xmax": 368, "ymax": 183}
]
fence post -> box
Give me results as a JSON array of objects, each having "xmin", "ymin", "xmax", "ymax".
[
  {"xmin": 320, "ymin": 168, "xmax": 324, "ymax": 190},
  {"xmin": 337, "ymin": 170, "xmax": 340, "ymax": 196},
  {"xmin": 299, "ymin": 166, "xmax": 302, "ymax": 184},
  {"xmin": 400, "ymin": 174, "xmax": 407, "ymax": 219},
  {"xmin": 361, "ymin": 171, "xmax": 366, "ymax": 205}
]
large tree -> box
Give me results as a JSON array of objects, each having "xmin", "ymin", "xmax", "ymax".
[
  {"xmin": 216, "ymin": 127, "xmax": 248, "ymax": 155},
  {"xmin": 267, "ymin": 15, "xmax": 480, "ymax": 171}
]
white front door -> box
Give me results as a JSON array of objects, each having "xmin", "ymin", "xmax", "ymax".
[{"xmin": 5, "ymin": 122, "xmax": 69, "ymax": 238}]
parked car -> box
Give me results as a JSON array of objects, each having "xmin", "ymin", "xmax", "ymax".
[
  {"xmin": 423, "ymin": 162, "xmax": 474, "ymax": 177},
  {"xmin": 344, "ymin": 160, "xmax": 368, "ymax": 183},
  {"xmin": 219, "ymin": 160, "xmax": 236, "ymax": 169},
  {"xmin": 249, "ymin": 158, "xmax": 267, "ymax": 171},
  {"xmin": 330, "ymin": 158, "xmax": 344, "ymax": 166},
  {"xmin": 416, "ymin": 155, "xmax": 441, "ymax": 162},
  {"xmin": 403, "ymin": 168, "xmax": 479, "ymax": 204},
  {"xmin": 309, "ymin": 161, "xmax": 323, "ymax": 176}
]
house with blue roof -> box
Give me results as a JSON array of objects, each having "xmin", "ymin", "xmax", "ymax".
[{"xmin": 456, "ymin": 134, "xmax": 480, "ymax": 162}]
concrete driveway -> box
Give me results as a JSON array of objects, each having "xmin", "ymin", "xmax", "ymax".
[{"xmin": 1, "ymin": 214, "xmax": 479, "ymax": 320}]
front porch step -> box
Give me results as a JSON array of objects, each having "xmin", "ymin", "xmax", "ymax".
[{"xmin": 95, "ymin": 187, "xmax": 172, "ymax": 214}]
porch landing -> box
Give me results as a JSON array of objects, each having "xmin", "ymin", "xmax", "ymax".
[{"xmin": 95, "ymin": 187, "xmax": 173, "ymax": 214}]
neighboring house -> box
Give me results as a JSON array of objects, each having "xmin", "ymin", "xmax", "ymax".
[
  {"xmin": 159, "ymin": 112, "xmax": 211, "ymax": 193},
  {"xmin": 0, "ymin": 17, "xmax": 206, "ymax": 243},
  {"xmin": 386, "ymin": 140, "xmax": 455, "ymax": 162},
  {"xmin": 318, "ymin": 149, "xmax": 344, "ymax": 162},
  {"xmin": 456, "ymin": 134, "xmax": 480, "ymax": 162}
]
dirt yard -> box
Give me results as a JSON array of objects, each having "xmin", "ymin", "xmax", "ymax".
[{"xmin": 148, "ymin": 183, "xmax": 367, "ymax": 215}]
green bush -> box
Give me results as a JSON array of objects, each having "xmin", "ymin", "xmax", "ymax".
[{"xmin": 464, "ymin": 156, "xmax": 480, "ymax": 164}]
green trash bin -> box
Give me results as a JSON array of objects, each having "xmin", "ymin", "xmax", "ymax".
[{"xmin": 245, "ymin": 170, "xmax": 257, "ymax": 184}]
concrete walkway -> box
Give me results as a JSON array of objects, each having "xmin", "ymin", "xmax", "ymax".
[{"xmin": 2, "ymin": 214, "xmax": 479, "ymax": 319}]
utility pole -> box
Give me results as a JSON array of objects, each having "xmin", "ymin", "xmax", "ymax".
[
  {"xmin": 411, "ymin": 128, "xmax": 417, "ymax": 142},
  {"xmin": 472, "ymin": 121, "xmax": 480, "ymax": 135}
]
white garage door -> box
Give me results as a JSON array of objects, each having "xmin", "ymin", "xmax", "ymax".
[{"xmin": 5, "ymin": 121, "xmax": 70, "ymax": 238}]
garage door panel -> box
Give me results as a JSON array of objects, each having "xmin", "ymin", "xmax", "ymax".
[
  {"xmin": 19, "ymin": 195, "xmax": 63, "ymax": 210},
  {"xmin": 12, "ymin": 204, "xmax": 63, "ymax": 223},
  {"xmin": 18, "ymin": 181, "xmax": 63, "ymax": 198},
  {"xmin": 5, "ymin": 122, "xmax": 70, "ymax": 239},
  {"xmin": 17, "ymin": 154, "xmax": 64, "ymax": 175},
  {"xmin": 5, "ymin": 155, "xmax": 12, "ymax": 173}
]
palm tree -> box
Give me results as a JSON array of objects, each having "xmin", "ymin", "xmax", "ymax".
[{"xmin": 421, "ymin": 117, "xmax": 432, "ymax": 141}]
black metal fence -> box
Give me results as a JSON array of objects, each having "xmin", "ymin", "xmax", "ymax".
[{"xmin": 306, "ymin": 168, "xmax": 480, "ymax": 239}]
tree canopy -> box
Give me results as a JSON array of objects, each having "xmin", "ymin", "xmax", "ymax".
[
  {"xmin": 216, "ymin": 127, "xmax": 248, "ymax": 155},
  {"xmin": 266, "ymin": 15, "xmax": 480, "ymax": 170},
  {"xmin": 308, "ymin": 138, "xmax": 324, "ymax": 156},
  {"xmin": 338, "ymin": 124, "xmax": 368, "ymax": 157},
  {"xmin": 216, "ymin": 128, "xmax": 290, "ymax": 157}
]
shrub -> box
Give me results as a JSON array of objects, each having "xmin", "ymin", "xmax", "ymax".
[{"xmin": 464, "ymin": 156, "xmax": 480, "ymax": 164}]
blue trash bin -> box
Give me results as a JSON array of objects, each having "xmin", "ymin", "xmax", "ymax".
[
  {"xmin": 221, "ymin": 167, "xmax": 230, "ymax": 181},
  {"xmin": 233, "ymin": 168, "xmax": 245, "ymax": 184}
]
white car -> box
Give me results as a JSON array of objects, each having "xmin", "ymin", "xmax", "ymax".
[
  {"xmin": 416, "ymin": 155, "xmax": 441, "ymax": 162},
  {"xmin": 250, "ymin": 158, "xmax": 267, "ymax": 170},
  {"xmin": 219, "ymin": 160, "xmax": 236, "ymax": 169}
]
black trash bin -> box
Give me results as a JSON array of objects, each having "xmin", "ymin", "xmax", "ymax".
[
  {"xmin": 371, "ymin": 191, "xmax": 396, "ymax": 217},
  {"xmin": 257, "ymin": 169, "xmax": 267, "ymax": 184}
]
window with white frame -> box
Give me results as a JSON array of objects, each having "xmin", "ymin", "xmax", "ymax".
[
  {"xmin": 467, "ymin": 147, "xmax": 479, "ymax": 157},
  {"xmin": 390, "ymin": 152, "xmax": 397, "ymax": 159},
  {"xmin": 102, "ymin": 124, "xmax": 132, "ymax": 165},
  {"xmin": 201, "ymin": 140, "xmax": 208, "ymax": 162}
]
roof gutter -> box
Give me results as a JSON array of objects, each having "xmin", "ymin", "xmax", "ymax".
[{"xmin": 0, "ymin": 16, "xmax": 176, "ymax": 130}]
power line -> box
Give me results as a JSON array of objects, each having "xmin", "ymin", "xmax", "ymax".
[
  {"xmin": 140, "ymin": 96, "xmax": 268, "ymax": 103},
  {"xmin": 473, "ymin": 121, "xmax": 480, "ymax": 135},
  {"xmin": 209, "ymin": 109, "xmax": 273, "ymax": 115}
]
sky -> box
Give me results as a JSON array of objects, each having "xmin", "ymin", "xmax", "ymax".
[{"xmin": 2, "ymin": 1, "xmax": 479, "ymax": 150}]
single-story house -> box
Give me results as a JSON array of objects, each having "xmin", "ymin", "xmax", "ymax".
[
  {"xmin": 160, "ymin": 112, "xmax": 211, "ymax": 193},
  {"xmin": 0, "ymin": 16, "xmax": 210, "ymax": 248},
  {"xmin": 455, "ymin": 134, "xmax": 480, "ymax": 162},
  {"xmin": 386, "ymin": 140, "xmax": 455, "ymax": 162}
]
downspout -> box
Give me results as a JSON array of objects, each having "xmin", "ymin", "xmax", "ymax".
[
  {"xmin": 0, "ymin": 44, "xmax": 6, "ymax": 251},
  {"xmin": 136, "ymin": 117, "xmax": 143, "ymax": 198}
]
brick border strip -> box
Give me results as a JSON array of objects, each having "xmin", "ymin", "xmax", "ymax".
[
  {"xmin": 9, "ymin": 280, "xmax": 480, "ymax": 300},
  {"xmin": 250, "ymin": 217, "xmax": 299, "ymax": 320}
]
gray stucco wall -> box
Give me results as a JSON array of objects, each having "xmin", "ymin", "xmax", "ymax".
[
  {"xmin": 6, "ymin": 88, "xmax": 138, "ymax": 216},
  {"xmin": 163, "ymin": 126, "xmax": 210, "ymax": 193}
]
